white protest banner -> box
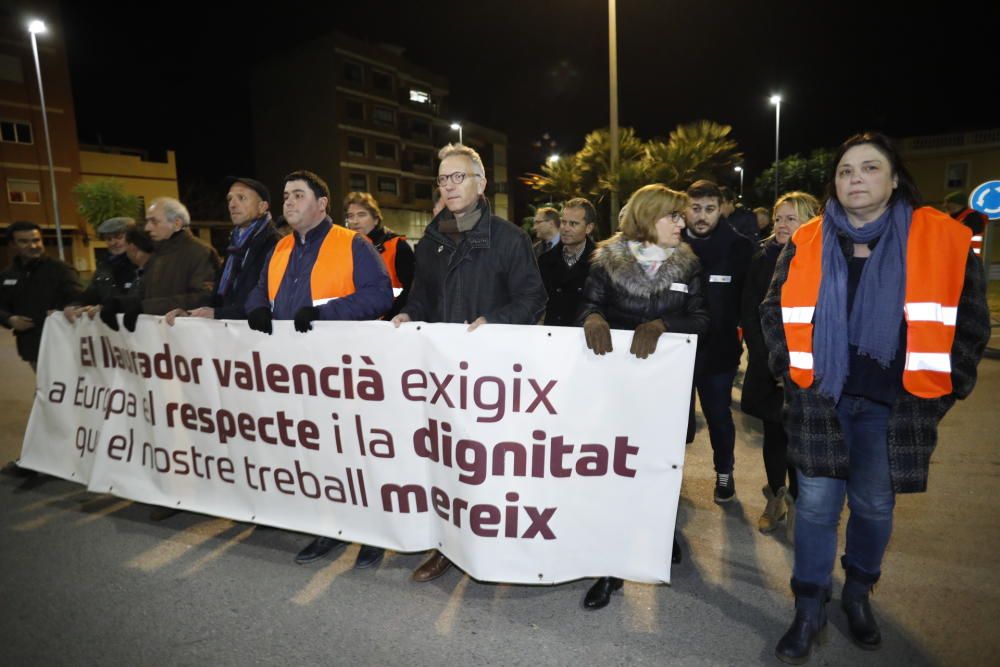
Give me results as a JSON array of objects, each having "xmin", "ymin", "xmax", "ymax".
[{"xmin": 21, "ymin": 314, "xmax": 696, "ymax": 584}]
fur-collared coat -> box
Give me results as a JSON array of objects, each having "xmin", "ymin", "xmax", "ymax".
[{"xmin": 577, "ymin": 234, "xmax": 709, "ymax": 336}]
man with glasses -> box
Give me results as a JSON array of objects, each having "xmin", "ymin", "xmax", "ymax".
[
  {"xmin": 538, "ymin": 197, "xmax": 597, "ymax": 326},
  {"xmin": 392, "ymin": 143, "xmax": 546, "ymax": 582},
  {"xmin": 683, "ymin": 180, "xmax": 754, "ymax": 504}
]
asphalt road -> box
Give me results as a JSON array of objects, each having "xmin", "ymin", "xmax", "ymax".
[{"xmin": 2, "ymin": 327, "xmax": 999, "ymax": 666}]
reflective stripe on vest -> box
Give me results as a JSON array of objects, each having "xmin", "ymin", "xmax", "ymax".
[
  {"xmin": 267, "ymin": 225, "xmax": 357, "ymax": 307},
  {"xmin": 780, "ymin": 207, "xmax": 970, "ymax": 398}
]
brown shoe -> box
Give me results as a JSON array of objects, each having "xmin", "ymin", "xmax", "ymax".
[
  {"xmin": 412, "ymin": 551, "xmax": 452, "ymax": 582},
  {"xmin": 758, "ymin": 486, "xmax": 788, "ymax": 534}
]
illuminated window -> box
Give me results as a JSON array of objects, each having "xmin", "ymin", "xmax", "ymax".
[{"xmin": 409, "ymin": 89, "xmax": 430, "ymax": 104}]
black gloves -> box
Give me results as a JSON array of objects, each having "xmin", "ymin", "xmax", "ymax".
[
  {"xmin": 100, "ymin": 297, "xmax": 142, "ymax": 332},
  {"xmin": 583, "ymin": 313, "xmax": 613, "ymax": 355},
  {"xmin": 630, "ymin": 319, "xmax": 667, "ymax": 359},
  {"xmin": 293, "ymin": 306, "xmax": 320, "ymax": 333},
  {"xmin": 247, "ymin": 307, "xmax": 273, "ymax": 335}
]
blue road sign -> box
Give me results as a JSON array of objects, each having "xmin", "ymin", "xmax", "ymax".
[{"xmin": 970, "ymin": 180, "xmax": 1000, "ymax": 220}]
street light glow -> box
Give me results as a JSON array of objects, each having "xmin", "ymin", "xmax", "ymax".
[
  {"xmin": 449, "ymin": 122, "xmax": 461, "ymax": 130},
  {"xmin": 547, "ymin": 154, "xmax": 560, "ymax": 164},
  {"xmin": 770, "ymin": 94, "xmax": 782, "ymax": 105},
  {"xmin": 734, "ymin": 166, "xmax": 743, "ymax": 173},
  {"xmin": 28, "ymin": 19, "xmax": 47, "ymax": 34}
]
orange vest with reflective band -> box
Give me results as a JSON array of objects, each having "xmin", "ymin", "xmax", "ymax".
[
  {"xmin": 267, "ymin": 224, "xmax": 356, "ymax": 306},
  {"xmin": 955, "ymin": 208, "xmax": 984, "ymax": 258},
  {"xmin": 781, "ymin": 207, "xmax": 971, "ymax": 399},
  {"xmin": 379, "ymin": 236, "xmax": 404, "ymax": 289}
]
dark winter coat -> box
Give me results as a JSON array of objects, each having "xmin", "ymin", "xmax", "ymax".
[
  {"xmin": 140, "ymin": 228, "xmax": 221, "ymax": 315},
  {"xmin": 577, "ymin": 234, "xmax": 709, "ymax": 337},
  {"xmin": 740, "ymin": 240, "xmax": 783, "ymax": 422},
  {"xmin": 0, "ymin": 255, "xmax": 82, "ymax": 363},
  {"xmin": 539, "ymin": 238, "xmax": 596, "ymax": 327},
  {"xmin": 402, "ymin": 198, "xmax": 546, "ymax": 325},
  {"xmin": 213, "ymin": 222, "xmax": 279, "ymax": 320},
  {"xmin": 683, "ymin": 221, "xmax": 754, "ymax": 374},
  {"xmin": 78, "ymin": 252, "xmax": 138, "ymax": 305},
  {"xmin": 760, "ymin": 235, "xmax": 991, "ymax": 494}
]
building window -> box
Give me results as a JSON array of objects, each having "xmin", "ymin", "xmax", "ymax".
[
  {"xmin": 410, "ymin": 119, "xmax": 431, "ymax": 138},
  {"xmin": 346, "ymin": 99, "xmax": 365, "ymax": 121},
  {"xmin": 343, "ymin": 60, "xmax": 364, "ymax": 84},
  {"xmin": 377, "ymin": 176, "xmax": 398, "ymax": 196},
  {"xmin": 373, "ymin": 106, "xmax": 395, "ymax": 127},
  {"xmin": 413, "ymin": 182, "xmax": 433, "ymax": 200},
  {"xmin": 0, "ymin": 120, "xmax": 33, "ymax": 144},
  {"xmin": 349, "ymin": 173, "xmax": 367, "ymax": 192},
  {"xmin": 409, "ymin": 89, "xmax": 430, "ymax": 104},
  {"xmin": 347, "ymin": 136, "xmax": 366, "ymax": 156},
  {"xmin": 945, "ymin": 162, "xmax": 968, "ymax": 189},
  {"xmin": 7, "ymin": 178, "xmax": 41, "ymax": 204},
  {"xmin": 411, "ymin": 150, "xmax": 432, "ymax": 169},
  {"xmin": 371, "ymin": 70, "xmax": 393, "ymax": 93},
  {"xmin": 375, "ymin": 141, "xmax": 397, "ymax": 160}
]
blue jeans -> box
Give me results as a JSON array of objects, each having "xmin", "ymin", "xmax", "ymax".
[
  {"xmin": 793, "ymin": 395, "xmax": 895, "ymax": 586},
  {"xmin": 692, "ymin": 368, "xmax": 737, "ymax": 474}
]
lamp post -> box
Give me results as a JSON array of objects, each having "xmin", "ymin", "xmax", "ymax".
[
  {"xmin": 28, "ymin": 19, "xmax": 64, "ymax": 260},
  {"xmin": 769, "ymin": 94, "xmax": 782, "ymax": 205},
  {"xmin": 608, "ymin": 0, "xmax": 620, "ymax": 229},
  {"xmin": 734, "ymin": 166, "xmax": 744, "ymax": 200},
  {"xmin": 449, "ymin": 122, "xmax": 463, "ymax": 145}
]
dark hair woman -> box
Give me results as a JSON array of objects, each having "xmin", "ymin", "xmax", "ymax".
[
  {"xmin": 577, "ymin": 183, "xmax": 709, "ymax": 610},
  {"xmin": 760, "ymin": 132, "xmax": 990, "ymax": 663}
]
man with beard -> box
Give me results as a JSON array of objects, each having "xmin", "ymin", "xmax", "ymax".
[{"xmin": 684, "ymin": 180, "xmax": 753, "ymax": 503}]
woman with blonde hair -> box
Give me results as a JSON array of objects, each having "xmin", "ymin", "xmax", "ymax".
[
  {"xmin": 577, "ymin": 183, "xmax": 709, "ymax": 610},
  {"xmin": 741, "ymin": 192, "xmax": 820, "ymax": 538}
]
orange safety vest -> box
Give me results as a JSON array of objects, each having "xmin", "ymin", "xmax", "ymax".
[
  {"xmin": 379, "ymin": 235, "xmax": 405, "ymax": 296},
  {"xmin": 781, "ymin": 207, "xmax": 971, "ymax": 399},
  {"xmin": 955, "ymin": 208, "xmax": 984, "ymax": 258},
  {"xmin": 267, "ymin": 224, "xmax": 356, "ymax": 306}
]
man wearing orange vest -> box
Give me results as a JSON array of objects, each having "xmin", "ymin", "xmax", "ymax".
[
  {"xmin": 943, "ymin": 191, "xmax": 987, "ymax": 259},
  {"xmin": 343, "ymin": 191, "xmax": 414, "ymax": 318},
  {"xmin": 244, "ymin": 169, "xmax": 393, "ymax": 568},
  {"xmin": 760, "ymin": 133, "xmax": 990, "ymax": 664}
]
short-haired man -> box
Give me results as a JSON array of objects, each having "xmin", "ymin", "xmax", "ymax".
[
  {"xmin": 393, "ymin": 143, "xmax": 547, "ymax": 581},
  {"xmin": 65, "ymin": 216, "xmax": 138, "ymax": 323},
  {"xmin": 539, "ymin": 197, "xmax": 597, "ymax": 326},
  {"xmin": 244, "ymin": 169, "xmax": 393, "ymax": 569},
  {"xmin": 1, "ymin": 221, "xmax": 82, "ymax": 370},
  {"xmin": 100, "ymin": 197, "xmax": 221, "ymax": 331},
  {"xmin": 720, "ymin": 185, "xmax": 759, "ymax": 241},
  {"xmin": 684, "ymin": 180, "xmax": 754, "ymax": 503},
  {"xmin": 343, "ymin": 191, "xmax": 415, "ymax": 318},
  {"xmin": 166, "ymin": 177, "xmax": 278, "ymax": 324},
  {"xmin": 533, "ymin": 206, "xmax": 561, "ymax": 257}
]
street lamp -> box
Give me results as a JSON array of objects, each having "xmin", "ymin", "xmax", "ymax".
[
  {"xmin": 449, "ymin": 122, "xmax": 463, "ymax": 145},
  {"xmin": 770, "ymin": 94, "xmax": 782, "ymax": 205},
  {"xmin": 547, "ymin": 154, "xmax": 560, "ymax": 165},
  {"xmin": 27, "ymin": 18, "xmax": 64, "ymax": 260},
  {"xmin": 734, "ymin": 166, "xmax": 744, "ymax": 200}
]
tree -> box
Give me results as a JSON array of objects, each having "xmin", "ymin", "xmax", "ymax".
[
  {"xmin": 751, "ymin": 148, "xmax": 834, "ymax": 205},
  {"xmin": 73, "ymin": 179, "xmax": 142, "ymax": 234}
]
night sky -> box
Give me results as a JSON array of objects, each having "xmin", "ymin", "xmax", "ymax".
[{"xmin": 56, "ymin": 0, "xmax": 994, "ymax": 216}]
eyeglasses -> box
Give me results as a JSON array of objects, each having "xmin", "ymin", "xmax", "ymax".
[{"xmin": 436, "ymin": 171, "xmax": 482, "ymax": 186}]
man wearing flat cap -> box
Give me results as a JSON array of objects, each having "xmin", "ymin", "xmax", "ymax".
[
  {"xmin": 166, "ymin": 177, "xmax": 278, "ymax": 324},
  {"xmin": 64, "ymin": 216, "xmax": 139, "ymax": 323}
]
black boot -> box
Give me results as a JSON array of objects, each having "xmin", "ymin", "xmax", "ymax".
[
  {"xmin": 775, "ymin": 578, "xmax": 829, "ymax": 665},
  {"xmin": 841, "ymin": 561, "xmax": 881, "ymax": 650},
  {"xmin": 583, "ymin": 577, "xmax": 623, "ymax": 610}
]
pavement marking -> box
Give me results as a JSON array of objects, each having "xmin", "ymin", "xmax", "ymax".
[
  {"xmin": 15, "ymin": 488, "xmax": 89, "ymax": 513},
  {"xmin": 434, "ymin": 574, "xmax": 471, "ymax": 636},
  {"xmin": 290, "ymin": 545, "xmax": 357, "ymax": 606},
  {"xmin": 74, "ymin": 499, "xmax": 133, "ymax": 525},
  {"xmin": 182, "ymin": 525, "xmax": 256, "ymax": 576},
  {"xmin": 126, "ymin": 518, "xmax": 235, "ymax": 572},
  {"xmin": 623, "ymin": 582, "xmax": 659, "ymax": 633}
]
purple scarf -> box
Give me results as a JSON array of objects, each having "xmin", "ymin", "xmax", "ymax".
[
  {"xmin": 217, "ymin": 213, "xmax": 271, "ymax": 297},
  {"xmin": 812, "ymin": 198, "xmax": 911, "ymax": 401}
]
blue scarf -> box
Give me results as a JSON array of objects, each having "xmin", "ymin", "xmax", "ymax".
[
  {"xmin": 217, "ymin": 213, "xmax": 271, "ymax": 297},
  {"xmin": 812, "ymin": 198, "xmax": 911, "ymax": 401}
]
